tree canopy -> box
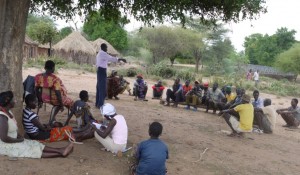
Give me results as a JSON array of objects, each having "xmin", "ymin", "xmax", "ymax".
[
  {"xmin": 30, "ymin": 0, "xmax": 267, "ymax": 25},
  {"xmin": 275, "ymin": 43, "xmax": 300, "ymax": 74},
  {"xmin": 244, "ymin": 27, "xmax": 297, "ymax": 66},
  {"xmin": 83, "ymin": 11, "xmax": 129, "ymax": 51}
]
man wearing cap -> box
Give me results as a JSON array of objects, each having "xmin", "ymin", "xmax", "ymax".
[
  {"xmin": 182, "ymin": 80, "xmax": 193, "ymax": 97},
  {"xmin": 185, "ymin": 81, "xmax": 202, "ymax": 111},
  {"xmin": 221, "ymin": 94, "xmax": 254, "ymax": 137},
  {"xmin": 95, "ymin": 43, "xmax": 126, "ymax": 108},
  {"xmin": 133, "ymin": 74, "xmax": 148, "ymax": 101},
  {"xmin": 152, "ymin": 80, "xmax": 165, "ymax": 99},
  {"xmin": 92, "ymin": 103, "xmax": 128, "ymax": 153}
]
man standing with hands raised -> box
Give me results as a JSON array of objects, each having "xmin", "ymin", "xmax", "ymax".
[{"xmin": 95, "ymin": 43, "xmax": 126, "ymax": 108}]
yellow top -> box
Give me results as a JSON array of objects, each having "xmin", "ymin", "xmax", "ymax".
[
  {"xmin": 234, "ymin": 104, "xmax": 254, "ymax": 131},
  {"xmin": 226, "ymin": 93, "xmax": 236, "ymax": 103}
]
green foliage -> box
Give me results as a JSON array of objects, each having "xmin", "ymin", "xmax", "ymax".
[
  {"xmin": 58, "ymin": 27, "xmax": 73, "ymax": 40},
  {"xmin": 244, "ymin": 27, "xmax": 297, "ymax": 66},
  {"xmin": 27, "ymin": 20, "xmax": 57, "ymax": 45},
  {"xmin": 148, "ymin": 63, "xmax": 176, "ymax": 78},
  {"xmin": 31, "ymin": 0, "xmax": 266, "ymax": 26},
  {"xmin": 83, "ymin": 11, "xmax": 128, "ymax": 50},
  {"xmin": 275, "ymin": 43, "xmax": 300, "ymax": 74}
]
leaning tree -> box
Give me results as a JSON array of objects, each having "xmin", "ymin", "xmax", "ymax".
[{"xmin": 0, "ymin": 0, "xmax": 266, "ymax": 129}]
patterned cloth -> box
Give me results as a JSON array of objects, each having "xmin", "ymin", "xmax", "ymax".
[
  {"xmin": 107, "ymin": 76, "xmax": 123, "ymax": 98},
  {"xmin": 35, "ymin": 73, "xmax": 73, "ymax": 108},
  {"xmin": 46, "ymin": 126, "xmax": 73, "ymax": 142}
]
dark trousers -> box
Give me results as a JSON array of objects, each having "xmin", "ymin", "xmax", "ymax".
[
  {"xmin": 166, "ymin": 89, "xmax": 183, "ymax": 103},
  {"xmin": 153, "ymin": 90, "xmax": 163, "ymax": 98},
  {"xmin": 280, "ymin": 113, "xmax": 300, "ymax": 127},
  {"xmin": 96, "ymin": 67, "xmax": 107, "ymax": 108}
]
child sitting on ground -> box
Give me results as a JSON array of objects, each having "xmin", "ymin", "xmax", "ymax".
[
  {"xmin": 131, "ymin": 122, "xmax": 169, "ymax": 175},
  {"xmin": 64, "ymin": 90, "xmax": 97, "ymax": 127}
]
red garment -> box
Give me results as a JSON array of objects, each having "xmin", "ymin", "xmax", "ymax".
[
  {"xmin": 152, "ymin": 85, "xmax": 165, "ymax": 92},
  {"xmin": 182, "ymin": 85, "xmax": 193, "ymax": 95}
]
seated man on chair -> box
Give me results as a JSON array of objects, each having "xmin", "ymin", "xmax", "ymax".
[
  {"xmin": 35, "ymin": 60, "xmax": 73, "ymax": 125},
  {"xmin": 185, "ymin": 81, "xmax": 202, "ymax": 111}
]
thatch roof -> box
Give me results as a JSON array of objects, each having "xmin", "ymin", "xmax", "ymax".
[
  {"xmin": 53, "ymin": 32, "xmax": 96, "ymax": 65},
  {"xmin": 53, "ymin": 32, "xmax": 95, "ymax": 55},
  {"xmin": 91, "ymin": 38, "xmax": 120, "ymax": 56},
  {"xmin": 24, "ymin": 35, "xmax": 38, "ymax": 45}
]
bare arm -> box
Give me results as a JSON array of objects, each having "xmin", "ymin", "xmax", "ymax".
[
  {"xmin": 92, "ymin": 119, "xmax": 116, "ymax": 138},
  {"xmin": 31, "ymin": 118, "xmax": 50, "ymax": 131},
  {"xmin": 0, "ymin": 115, "xmax": 24, "ymax": 143},
  {"xmin": 64, "ymin": 111, "xmax": 74, "ymax": 126}
]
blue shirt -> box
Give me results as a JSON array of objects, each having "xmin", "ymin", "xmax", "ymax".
[
  {"xmin": 252, "ymin": 97, "xmax": 264, "ymax": 108},
  {"xmin": 136, "ymin": 139, "xmax": 169, "ymax": 175}
]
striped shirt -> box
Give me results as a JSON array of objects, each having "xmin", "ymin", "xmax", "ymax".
[{"xmin": 23, "ymin": 108, "xmax": 39, "ymax": 133}]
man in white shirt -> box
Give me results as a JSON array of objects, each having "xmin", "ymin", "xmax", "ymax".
[
  {"xmin": 95, "ymin": 43, "xmax": 126, "ymax": 108},
  {"xmin": 253, "ymin": 98, "xmax": 277, "ymax": 133},
  {"xmin": 253, "ymin": 70, "xmax": 259, "ymax": 88}
]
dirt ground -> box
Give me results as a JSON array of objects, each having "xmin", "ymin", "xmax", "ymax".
[{"xmin": 0, "ymin": 67, "xmax": 300, "ymax": 175}]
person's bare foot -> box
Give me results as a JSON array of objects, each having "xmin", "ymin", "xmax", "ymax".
[{"xmin": 62, "ymin": 143, "xmax": 74, "ymax": 157}]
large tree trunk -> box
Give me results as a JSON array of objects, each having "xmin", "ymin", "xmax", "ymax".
[{"xmin": 0, "ymin": 0, "xmax": 31, "ymax": 133}]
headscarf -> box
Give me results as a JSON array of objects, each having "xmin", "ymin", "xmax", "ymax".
[
  {"xmin": 100, "ymin": 103, "xmax": 116, "ymax": 118},
  {"xmin": 0, "ymin": 91, "xmax": 14, "ymax": 107}
]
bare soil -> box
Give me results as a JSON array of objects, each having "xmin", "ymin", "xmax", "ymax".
[{"xmin": 0, "ymin": 67, "xmax": 299, "ymax": 175}]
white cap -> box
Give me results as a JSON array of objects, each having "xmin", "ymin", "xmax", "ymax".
[{"xmin": 100, "ymin": 103, "xmax": 116, "ymax": 116}]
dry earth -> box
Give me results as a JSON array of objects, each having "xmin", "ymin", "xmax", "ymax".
[{"xmin": 0, "ymin": 67, "xmax": 299, "ymax": 175}]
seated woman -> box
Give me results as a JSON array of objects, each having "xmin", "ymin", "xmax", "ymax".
[
  {"xmin": 133, "ymin": 74, "xmax": 148, "ymax": 101},
  {"xmin": 35, "ymin": 60, "xmax": 74, "ymax": 124},
  {"xmin": 23, "ymin": 94, "xmax": 93, "ymax": 143},
  {"xmin": 0, "ymin": 91, "xmax": 73, "ymax": 158},
  {"xmin": 107, "ymin": 70, "xmax": 123, "ymax": 100},
  {"xmin": 152, "ymin": 80, "xmax": 165, "ymax": 99},
  {"xmin": 92, "ymin": 103, "xmax": 128, "ymax": 154}
]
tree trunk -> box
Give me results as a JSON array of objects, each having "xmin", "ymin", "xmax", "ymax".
[{"xmin": 0, "ymin": 0, "xmax": 31, "ymax": 133}]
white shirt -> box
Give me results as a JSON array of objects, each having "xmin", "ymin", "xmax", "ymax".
[
  {"xmin": 96, "ymin": 50, "xmax": 118, "ymax": 68},
  {"xmin": 262, "ymin": 105, "xmax": 277, "ymax": 131},
  {"xmin": 253, "ymin": 71, "xmax": 259, "ymax": 81},
  {"xmin": 111, "ymin": 115, "xmax": 128, "ymax": 145}
]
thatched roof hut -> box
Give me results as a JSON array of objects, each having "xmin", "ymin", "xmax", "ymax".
[
  {"xmin": 23, "ymin": 35, "xmax": 38, "ymax": 60},
  {"xmin": 53, "ymin": 32, "xmax": 96, "ymax": 65},
  {"xmin": 91, "ymin": 38, "xmax": 120, "ymax": 56}
]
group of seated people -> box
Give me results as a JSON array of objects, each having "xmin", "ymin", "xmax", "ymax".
[
  {"xmin": 162, "ymin": 78, "xmax": 300, "ymax": 136},
  {"xmin": 0, "ymin": 90, "xmax": 168, "ymax": 174},
  {"xmin": 106, "ymin": 71, "xmax": 167, "ymax": 102}
]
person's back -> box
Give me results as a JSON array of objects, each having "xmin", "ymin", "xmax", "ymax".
[
  {"xmin": 111, "ymin": 114, "xmax": 128, "ymax": 145},
  {"xmin": 262, "ymin": 105, "xmax": 277, "ymax": 133},
  {"xmin": 235, "ymin": 103, "xmax": 254, "ymax": 131},
  {"xmin": 136, "ymin": 122, "xmax": 168, "ymax": 175},
  {"xmin": 136, "ymin": 139, "xmax": 168, "ymax": 175}
]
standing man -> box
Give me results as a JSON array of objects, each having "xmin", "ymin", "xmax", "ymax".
[
  {"xmin": 95, "ymin": 43, "xmax": 125, "ymax": 108},
  {"xmin": 253, "ymin": 70, "xmax": 259, "ymax": 88}
]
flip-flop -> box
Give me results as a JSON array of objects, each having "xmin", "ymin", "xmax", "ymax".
[{"xmin": 122, "ymin": 147, "xmax": 132, "ymax": 153}]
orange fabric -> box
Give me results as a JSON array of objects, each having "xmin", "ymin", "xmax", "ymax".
[
  {"xmin": 182, "ymin": 85, "xmax": 193, "ymax": 95},
  {"xmin": 35, "ymin": 73, "xmax": 73, "ymax": 108},
  {"xmin": 43, "ymin": 126, "xmax": 73, "ymax": 142}
]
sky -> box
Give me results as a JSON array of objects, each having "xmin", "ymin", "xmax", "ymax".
[{"xmin": 56, "ymin": 0, "xmax": 300, "ymax": 51}]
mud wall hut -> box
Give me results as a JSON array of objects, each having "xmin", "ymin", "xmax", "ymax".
[
  {"xmin": 23, "ymin": 35, "xmax": 38, "ymax": 60},
  {"xmin": 53, "ymin": 32, "xmax": 96, "ymax": 65}
]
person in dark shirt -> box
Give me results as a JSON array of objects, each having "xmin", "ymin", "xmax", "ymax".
[
  {"xmin": 133, "ymin": 122, "xmax": 168, "ymax": 175},
  {"xmin": 165, "ymin": 78, "xmax": 183, "ymax": 107}
]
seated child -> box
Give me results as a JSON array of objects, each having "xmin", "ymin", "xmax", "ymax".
[
  {"xmin": 64, "ymin": 90, "xmax": 97, "ymax": 128},
  {"xmin": 132, "ymin": 122, "xmax": 169, "ymax": 175}
]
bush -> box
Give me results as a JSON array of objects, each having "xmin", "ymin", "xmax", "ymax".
[{"xmin": 148, "ymin": 63, "xmax": 176, "ymax": 78}]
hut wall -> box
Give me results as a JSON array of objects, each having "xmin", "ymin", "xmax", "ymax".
[
  {"xmin": 53, "ymin": 50, "xmax": 95, "ymax": 65},
  {"xmin": 23, "ymin": 43, "xmax": 38, "ymax": 60},
  {"xmin": 37, "ymin": 47, "xmax": 50, "ymax": 57}
]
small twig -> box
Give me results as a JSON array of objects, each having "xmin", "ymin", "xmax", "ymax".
[{"xmin": 193, "ymin": 147, "xmax": 208, "ymax": 163}]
